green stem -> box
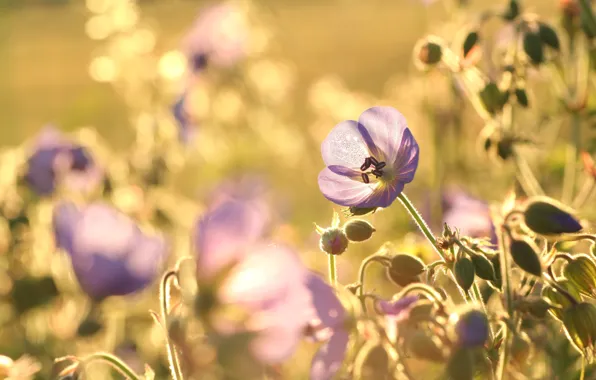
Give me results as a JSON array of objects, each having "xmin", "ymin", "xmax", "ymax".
[
  {"xmin": 397, "ymin": 192, "xmax": 445, "ymax": 261},
  {"xmin": 160, "ymin": 270, "xmax": 184, "ymax": 380},
  {"xmin": 578, "ymin": 0, "xmax": 596, "ymax": 38},
  {"xmin": 496, "ymin": 227, "xmax": 513, "ymax": 380},
  {"xmin": 562, "ymin": 112, "xmax": 581, "ymax": 203},
  {"xmin": 327, "ymin": 254, "xmax": 337, "ymax": 287},
  {"xmin": 472, "ymin": 281, "xmax": 494, "ymax": 342},
  {"xmin": 81, "ymin": 352, "xmax": 142, "ymax": 380},
  {"xmin": 513, "ymin": 150, "xmax": 544, "ymax": 196},
  {"xmin": 357, "ymin": 255, "xmax": 391, "ymax": 300}
]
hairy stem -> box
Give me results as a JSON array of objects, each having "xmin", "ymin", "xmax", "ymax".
[
  {"xmin": 496, "ymin": 227, "xmax": 513, "ymax": 380},
  {"xmin": 81, "ymin": 352, "xmax": 142, "ymax": 380},
  {"xmin": 563, "ymin": 112, "xmax": 581, "ymax": 203},
  {"xmin": 160, "ymin": 270, "xmax": 184, "ymax": 380},
  {"xmin": 327, "ymin": 254, "xmax": 337, "ymax": 287}
]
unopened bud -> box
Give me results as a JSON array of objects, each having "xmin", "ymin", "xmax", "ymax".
[
  {"xmin": 523, "ymin": 31, "xmax": 545, "ymax": 65},
  {"xmin": 454, "ymin": 257, "xmax": 476, "ymax": 292},
  {"xmin": 523, "ymin": 197, "xmax": 582, "ymax": 235},
  {"xmin": 471, "ymin": 254, "xmax": 496, "ymax": 281},
  {"xmin": 319, "ymin": 228, "xmax": 349, "ymax": 255},
  {"xmin": 343, "ymin": 219, "xmax": 376, "ymax": 242},
  {"xmin": 480, "ymin": 82, "xmax": 508, "ymax": 114},
  {"xmin": 564, "ymin": 254, "xmax": 596, "ymax": 299},
  {"xmin": 562, "ymin": 302, "xmax": 596, "ymax": 361},
  {"xmin": 390, "ymin": 254, "xmax": 426, "ymax": 277},
  {"xmin": 386, "ymin": 269, "xmax": 420, "ymax": 287},
  {"xmin": 407, "ymin": 330, "xmax": 447, "ymax": 362},
  {"xmin": 450, "ymin": 307, "xmax": 490, "ymax": 348},
  {"xmin": 541, "ymin": 279, "xmax": 581, "ymax": 320},
  {"xmin": 413, "ymin": 37, "xmax": 443, "ymax": 70},
  {"xmin": 463, "ymin": 31, "xmax": 479, "ymax": 58},
  {"xmin": 509, "ymin": 238, "xmax": 543, "ymax": 277},
  {"xmin": 538, "ymin": 22, "xmax": 561, "ymax": 51}
]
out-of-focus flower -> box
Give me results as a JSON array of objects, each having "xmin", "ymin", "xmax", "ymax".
[
  {"xmin": 449, "ymin": 308, "xmax": 489, "ymax": 348},
  {"xmin": 181, "ymin": 3, "xmax": 248, "ymax": 70},
  {"xmin": 442, "ymin": 189, "xmax": 497, "ymax": 245},
  {"xmin": 0, "ymin": 354, "xmax": 41, "ymax": 380},
  {"xmin": 172, "ymin": 92, "xmax": 198, "ymax": 144},
  {"xmin": 25, "ymin": 126, "xmax": 104, "ymax": 196},
  {"xmin": 193, "ymin": 198, "xmax": 312, "ymax": 364},
  {"xmin": 205, "ymin": 174, "xmax": 272, "ymax": 222},
  {"xmin": 317, "ymin": 106, "xmax": 419, "ymax": 208},
  {"xmin": 306, "ymin": 274, "xmax": 349, "ymax": 380},
  {"xmin": 52, "ymin": 202, "xmax": 168, "ymax": 300},
  {"xmin": 376, "ymin": 295, "xmax": 420, "ymax": 342}
]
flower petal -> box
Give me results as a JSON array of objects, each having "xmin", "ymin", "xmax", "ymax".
[
  {"xmin": 52, "ymin": 202, "xmax": 82, "ymax": 253},
  {"xmin": 305, "ymin": 273, "xmax": 345, "ymax": 329},
  {"xmin": 364, "ymin": 180, "xmax": 405, "ymax": 209},
  {"xmin": 358, "ymin": 107, "xmax": 409, "ymax": 164},
  {"xmin": 317, "ymin": 167, "xmax": 374, "ymax": 207},
  {"xmin": 321, "ymin": 120, "xmax": 370, "ymax": 169},
  {"xmin": 393, "ymin": 127, "xmax": 419, "ymax": 183},
  {"xmin": 250, "ymin": 325, "xmax": 304, "ymax": 364},
  {"xmin": 310, "ymin": 331, "xmax": 350, "ymax": 380}
]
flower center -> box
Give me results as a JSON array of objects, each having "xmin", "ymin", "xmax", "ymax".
[{"xmin": 359, "ymin": 156, "xmax": 386, "ymax": 184}]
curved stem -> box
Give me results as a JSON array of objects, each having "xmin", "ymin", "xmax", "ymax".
[
  {"xmin": 327, "ymin": 254, "xmax": 337, "ymax": 287},
  {"xmin": 580, "ymin": 355, "xmax": 586, "ymax": 380},
  {"xmin": 399, "ymin": 283, "xmax": 444, "ymax": 303},
  {"xmin": 357, "ymin": 255, "xmax": 391, "ymax": 300},
  {"xmin": 160, "ymin": 270, "xmax": 184, "ymax": 380},
  {"xmin": 397, "ymin": 192, "xmax": 445, "ymax": 261},
  {"xmin": 81, "ymin": 352, "xmax": 141, "ymax": 380}
]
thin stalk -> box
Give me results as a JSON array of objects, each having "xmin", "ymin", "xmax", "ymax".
[
  {"xmin": 472, "ymin": 281, "xmax": 494, "ymax": 342},
  {"xmin": 357, "ymin": 255, "xmax": 391, "ymax": 300},
  {"xmin": 327, "ymin": 254, "xmax": 337, "ymax": 287},
  {"xmin": 562, "ymin": 112, "xmax": 582, "ymax": 203},
  {"xmin": 397, "ymin": 192, "xmax": 445, "ymax": 261},
  {"xmin": 160, "ymin": 270, "xmax": 184, "ymax": 380},
  {"xmin": 572, "ymin": 177, "xmax": 595, "ymax": 209},
  {"xmin": 496, "ymin": 227, "xmax": 514, "ymax": 380},
  {"xmin": 513, "ymin": 150, "xmax": 544, "ymax": 196},
  {"xmin": 580, "ymin": 355, "xmax": 586, "ymax": 380},
  {"xmin": 81, "ymin": 352, "xmax": 141, "ymax": 380}
]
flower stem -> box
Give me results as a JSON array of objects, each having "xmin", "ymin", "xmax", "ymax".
[
  {"xmin": 472, "ymin": 281, "xmax": 494, "ymax": 342},
  {"xmin": 81, "ymin": 352, "xmax": 141, "ymax": 380},
  {"xmin": 327, "ymin": 254, "xmax": 337, "ymax": 287},
  {"xmin": 357, "ymin": 255, "xmax": 391, "ymax": 300},
  {"xmin": 496, "ymin": 227, "xmax": 514, "ymax": 380},
  {"xmin": 562, "ymin": 112, "xmax": 581, "ymax": 203},
  {"xmin": 397, "ymin": 192, "xmax": 445, "ymax": 261},
  {"xmin": 160, "ymin": 270, "xmax": 184, "ymax": 380}
]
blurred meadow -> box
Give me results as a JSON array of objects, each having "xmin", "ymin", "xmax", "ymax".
[{"xmin": 2, "ymin": 0, "xmax": 596, "ymax": 379}]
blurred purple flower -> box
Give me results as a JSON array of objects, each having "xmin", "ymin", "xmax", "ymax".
[
  {"xmin": 452, "ymin": 309, "xmax": 489, "ymax": 347},
  {"xmin": 376, "ymin": 295, "xmax": 420, "ymax": 343},
  {"xmin": 182, "ymin": 3, "xmax": 248, "ymax": 70},
  {"xmin": 194, "ymin": 198, "xmax": 312, "ymax": 364},
  {"xmin": 172, "ymin": 93, "xmax": 198, "ymax": 144},
  {"xmin": 25, "ymin": 126, "xmax": 103, "ymax": 196},
  {"xmin": 318, "ymin": 106, "xmax": 419, "ymax": 208},
  {"xmin": 306, "ymin": 274, "xmax": 349, "ymax": 380},
  {"xmin": 442, "ymin": 189, "xmax": 497, "ymax": 245},
  {"xmin": 52, "ymin": 202, "xmax": 168, "ymax": 300},
  {"xmin": 206, "ymin": 174, "xmax": 272, "ymax": 221}
]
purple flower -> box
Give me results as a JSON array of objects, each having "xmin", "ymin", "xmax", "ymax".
[
  {"xmin": 194, "ymin": 198, "xmax": 312, "ymax": 364},
  {"xmin": 25, "ymin": 126, "xmax": 103, "ymax": 196},
  {"xmin": 306, "ymin": 274, "xmax": 349, "ymax": 380},
  {"xmin": 376, "ymin": 295, "xmax": 420, "ymax": 342},
  {"xmin": 451, "ymin": 309, "xmax": 489, "ymax": 348},
  {"xmin": 181, "ymin": 3, "xmax": 247, "ymax": 70},
  {"xmin": 442, "ymin": 189, "xmax": 497, "ymax": 245},
  {"xmin": 172, "ymin": 93, "xmax": 198, "ymax": 144},
  {"xmin": 318, "ymin": 106, "xmax": 419, "ymax": 208},
  {"xmin": 52, "ymin": 202, "xmax": 168, "ymax": 300}
]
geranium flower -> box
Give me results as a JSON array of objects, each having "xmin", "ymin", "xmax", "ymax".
[
  {"xmin": 193, "ymin": 199, "xmax": 312, "ymax": 364},
  {"xmin": 182, "ymin": 3, "xmax": 248, "ymax": 70},
  {"xmin": 317, "ymin": 106, "xmax": 419, "ymax": 208},
  {"xmin": 52, "ymin": 202, "xmax": 168, "ymax": 300},
  {"xmin": 25, "ymin": 126, "xmax": 103, "ymax": 196},
  {"xmin": 442, "ymin": 189, "xmax": 497, "ymax": 244}
]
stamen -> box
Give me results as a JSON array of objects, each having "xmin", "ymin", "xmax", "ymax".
[
  {"xmin": 361, "ymin": 173, "xmax": 370, "ymax": 184},
  {"xmin": 360, "ymin": 157, "xmax": 372, "ymax": 171},
  {"xmin": 375, "ymin": 162, "xmax": 386, "ymax": 170},
  {"xmin": 371, "ymin": 169, "xmax": 383, "ymax": 178},
  {"xmin": 369, "ymin": 157, "xmax": 379, "ymax": 166}
]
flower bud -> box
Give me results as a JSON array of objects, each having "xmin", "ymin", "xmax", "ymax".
[
  {"xmin": 562, "ymin": 302, "xmax": 596, "ymax": 361},
  {"xmin": 319, "ymin": 228, "xmax": 349, "ymax": 255},
  {"xmin": 390, "ymin": 254, "xmax": 426, "ymax": 277},
  {"xmin": 76, "ymin": 317, "xmax": 103, "ymax": 337},
  {"xmin": 471, "ymin": 254, "xmax": 497, "ymax": 281},
  {"xmin": 523, "ymin": 198, "xmax": 582, "ymax": 235},
  {"xmin": 564, "ymin": 255, "xmax": 596, "ymax": 298},
  {"xmin": 406, "ymin": 330, "xmax": 447, "ymax": 362},
  {"xmin": 415, "ymin": 39, "xmax": 443, "ymax": 66},
  {"xmin": 541, "ymin": 279, "xmax": 581, "ymax": 320},
  {"xmin": 514, "ymin": 88, "xmax": 529, "ymax": 108},
  {"xmin": 454, "ymin": 256, "xmax": 476, "ymax": 292},
  {"xmin": 523, "ymin": 31, "xmax": 545, "ymax": 65},
  {"xmin": 343, "ymin": 219, "xmax": 376, "ymax": 242},
  {"xmin": 447, "ymin": 348, "xmax": 475, "ymax": 380},
  {"xmin": 463, "ymin": 31, "xmax": 479, "ymax": 58},
  {"xmin": 502, "ymin": 0, "xmax": 520, "ymax": 21},
  {"xmin": 386, "ymin": 269, "xmax": 419, "ymax": 287},
  {"xmin": 450, "ymin": 307, "xmax": 490, "ymax": 348},
  {"xmin": 538, "ymin": 22, "xmax": 561, "ymax": 51},
  {"xmin": 509, "ymin": 238, "xmax": 543, "ymax": 277},
  {"xmin": 480, "ymin": 82, "xmax": 508, "ymax": 114}
]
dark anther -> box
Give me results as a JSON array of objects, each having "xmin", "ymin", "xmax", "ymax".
[
  {"xmin": 360, "ymin": 157, "xmax": 372, "ymax": 171},
  {"xmin": 369, "ymin": 157, "xmax": 379, "ymax": 166},
  {"xmin": 371, "ymin": 169, "xmax": 383, "ymax": 178},
  {"xmin": 374, "ymin": 161, "xmax": 386, "ymax": 170},
  {"xmin": 361, "ymin": 173, "xmax": 370, "ymax": 184}
]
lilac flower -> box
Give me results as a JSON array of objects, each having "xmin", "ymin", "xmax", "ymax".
[
  {"xmin": 181, "ymin": 3, "xmax": 247, "ymax": 70},
  {"xmin": 306, "ymin": 274, "xmax": 350, "ymax": 380},
  {"xmin": 442, "ymin": 189, "xmax": 497, "ymax": 245},
  {"xmin": 172, "ymin": 93, "xmax": 198, "ymax": 144},
  {"xmin": 25, "ymin": 126, "xmax": 103, "ymax": 196},
  {"xmin": 376, "ymin": 295, "xmax": 420, "ymax": 342},
  {"xmin": 52, "ymin": 202, "xmax": 168, "ymax": 300},
  {"xmin": 318, "ymin": 106, "xmax": 419, "ymax": 208},
  {"xmin": 193, "ymin": 199, "xmax": 312, "ymax": 364}
]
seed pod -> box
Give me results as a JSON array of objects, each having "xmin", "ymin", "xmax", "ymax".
[
  {"xmin": 454, "ymin": 257, "xmax": 476, "ymax": 292},
  {"xmin": 541, "ymin": 280, "xmax": 582, "ymax": 320},
  {"xmin": 562, "ymin": 302, "xmax": 596, "ymax": 361},
  {"xmin": 523, "ymin": 31, "xmax": 545, "ymax": 65},
  {"xmin": 390, "ymin": 254, "xmax": 426, "ymax": 277},
  {"xmin": 563, "ymin": 254, "xmax": 596, "ymax": 298},
  {"xmin": 319, "ymin": 228, "xmax": 349, "ymax": 255},
  {"xmin": 538, "ymin": 22, "xmax": 561, "ymax": 51},
  {"xmin": 502, "ymin": 0, "xmax": 520, "ymax": 21},
  {"xmin": 447, "ymin": 348, "xmax": 475, "ymax": 380},
  {"xmin": 463, "ymin": 31, "xmax": 479, "ymax": 58},
  {"xmin": 471, "ymin": 254, "xmax": 497, "ymax": 281},
  {"xmin": 386, "ymin": 269, "xmax": 420, "ymax": 287},
  {"xmin": 509, "ymin": 239, "xmax": 543, "ymax": 277},
  {"xmin": 515, "ymin": 88, "xmax": 529, "ymax": 108},
  {"xmin": 523, "ymin": 198, "xmax": 582, "ymax": 235},
  {"xmin": 343, "ymin": 219, "xmax": 376, "ymax": 242}
]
